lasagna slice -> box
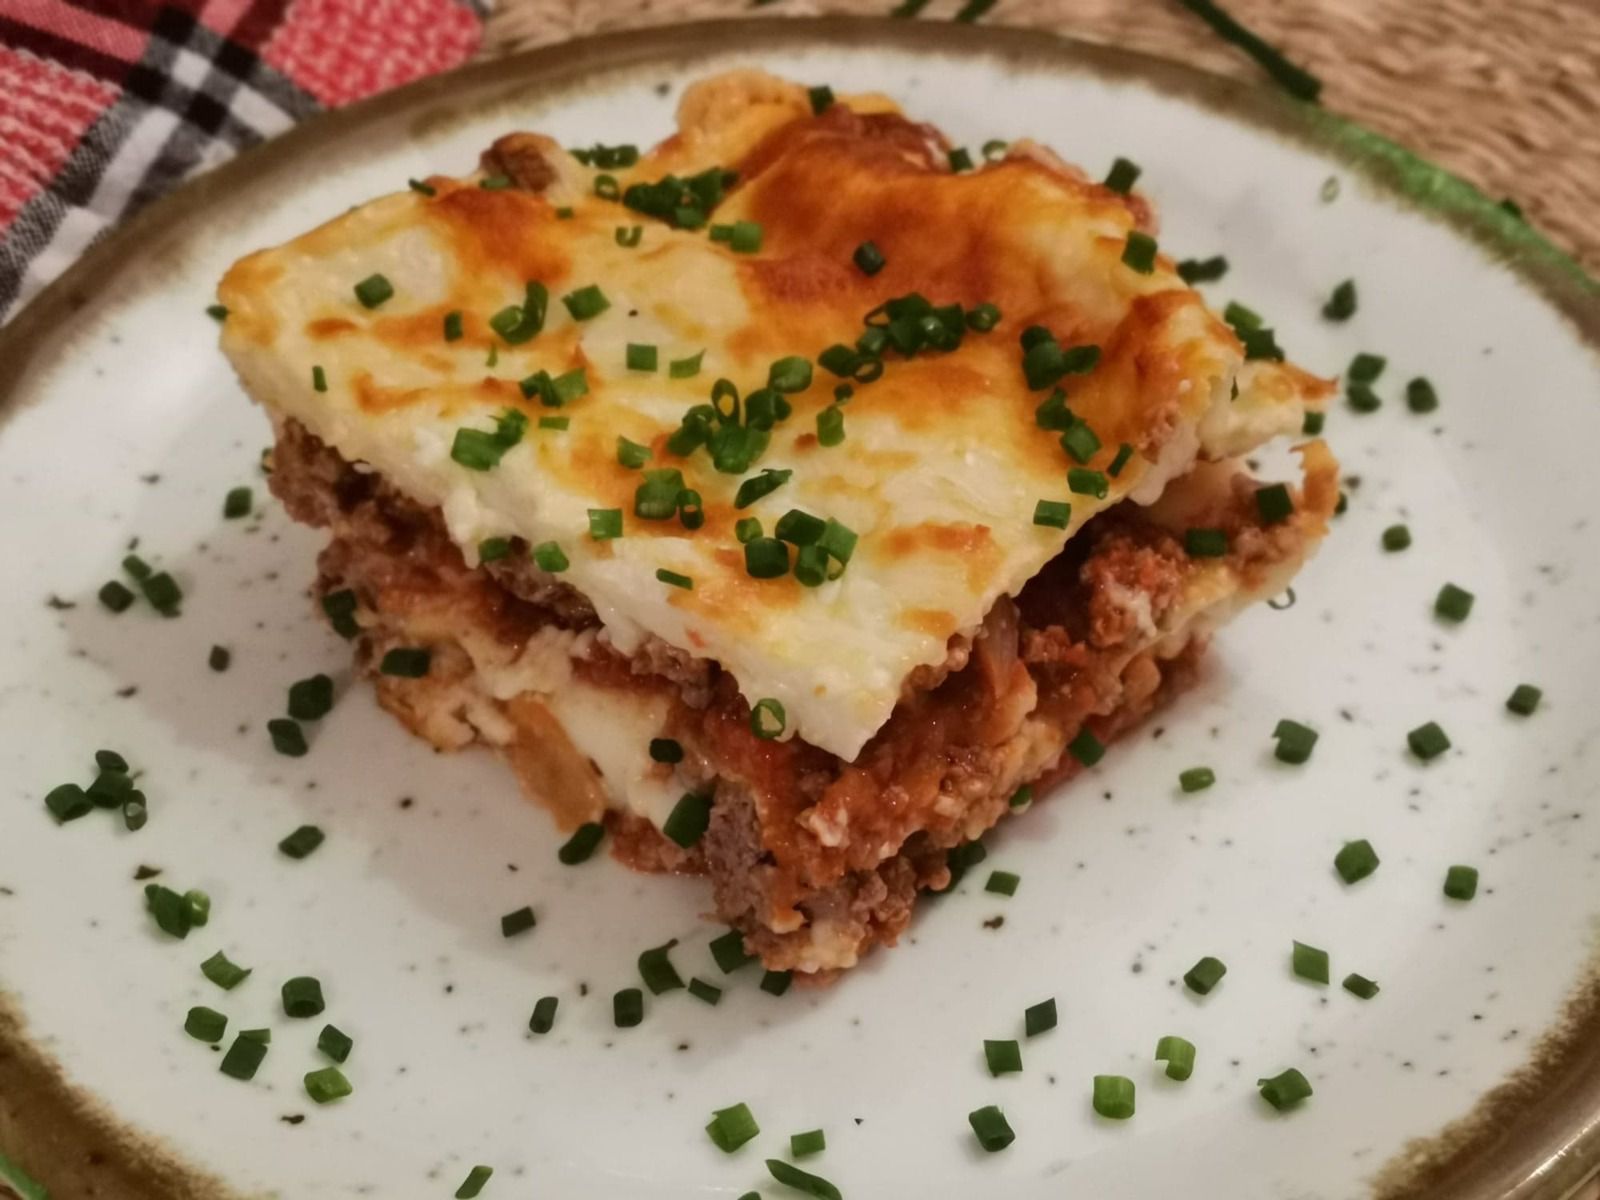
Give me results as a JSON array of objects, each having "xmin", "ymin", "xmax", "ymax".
[{"xmin": 218, "ymin": 70, "xmax": 1337, "ymax": 978}]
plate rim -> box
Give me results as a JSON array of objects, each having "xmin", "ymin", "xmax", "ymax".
[{"xmin": 0, "ymin": 17, "xmax": 1597, "ymax": 1200}]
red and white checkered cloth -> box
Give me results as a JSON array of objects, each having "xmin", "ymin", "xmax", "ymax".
[{"xmin": 0, "ymin": 0, "xmax": 485, "ymax": 324}]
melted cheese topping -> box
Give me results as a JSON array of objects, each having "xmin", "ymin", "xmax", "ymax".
[{"xmin": 218, "ymin": 70, "xmax": 1329, "ymax": 761}]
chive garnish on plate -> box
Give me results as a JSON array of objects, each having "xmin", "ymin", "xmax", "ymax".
[
  {"xmin": 1092, "ymin": 1075, "xmax": 1135, "ymax": 1120},
  {"xmin": 501, "ymin": 906, "xmax": 536, "ymax": 938},
  {"xmin": 968, "ymin": 1105, "xmax": 1015, "ymax": 1152},
  {"xmin": 281, "ymin": 976, "xmax": 326, "ymax": 1018},
  {"xmin": 638, "ymin": 940, "xmax": 685, "ymax": 994},
  {"xmin": 1155, "ymin": 1035, "xmax": 1196, "ymax": 1081}
]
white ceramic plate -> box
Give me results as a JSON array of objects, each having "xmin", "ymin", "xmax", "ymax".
[{"xmin": 2, "ymin": 20, "xmax": 1598, "ymax": 1200}]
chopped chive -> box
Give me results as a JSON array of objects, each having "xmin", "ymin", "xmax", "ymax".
[
  {"xmin": 1272, "ymin": 718, "xmax": 1318, "ymax": 764},
  {"xmin": 1067, "ymin": 727, "xmax": 1105, "ymax": 767},
  {"xmin": 532, "ymin": 541, "xmax": 569, "ymax": 573},
  {"xmin": 218, "ymin": 1033, "xmax": 267, "ymax": 1081},
  {"xmin": 1348, "ymin": 352, "xmax": 1386, "ymax": 382},
  {"xmin": 1184, "ymin": 956, "xmax": 1227, "ymax": 995},
  {"xmin": 1255, "ymin": 483, "xmax": 1293, "ymax": 524},
  {"xmin": 562, "ymin": 284, "xmax": 610, "ymax": 321},
  {"xmin": 554, "ymin": 206, "xmax": 574, "ymax": 219},
  {"xmin": 735, "ymin": 467, "xmax": 792, "ymax": 509},
  {"xmin": 1506, "ymin": 684, "xmax": 1542, "ymax": 716},
  {"xmin": 278, "ymin": 824, "xmax": 326, "ymax": 860},
  {"xmin": 267, "ymin": 718, "xmax": 307, "ymax": 757},
  {"xmin": 760, "ymin": 970, "xmax": 792, "ymax": 996},
  {"xmin": 982, "ymin": 138, "xmax": 1009, "ymax": 161},
  {"xmin": 353, "ymin": 274, "xmax": 393, "ymax": 309},
  {"xmin": 1155, "ymin": 1035, "xmax": 1196, "ymax": 1081},
  {"xmin": 223, "ymin": 486, "xmax": 252, "ymax": 519},
  {"xmin": 984, "ymin": 1039, "xmax": 1022, "ymax": 1076},
  {"xmin": 1240, "ymin": 326, "xmax": 1284, "ymax": 361},
  {"xmin": 985, "ymin": 870, "xmax": 1019, "ymax": 897},
  {"xmin": 613, "ymin": 987, "xmax": 644, "ymax": 1027},
  {"xmin": 538, "ymin": 416, "xmax": 569, "ymax": 432},
  {"xmin": 626, "ymin": 343, "xmax": 658, "ymax": 372},
  {"xmin": 1092, "ymin": 1075, "xmax": 1135, "ymax": 1120},
  {"xmin": 1176, "ymin": 0, "xmax": 1322, "ymax": 100},
  {"xmin": 200, "ymin": 951, "xmax": 251, "ymax": 990},
  {"xmin": 455, "ymin": 1166, "xmax": 493, "ymax": 1198},
  {"xmin": 479, "ymin": 174, "xmax": 511, "ymax": 190},
  {"xmin": 444, "ymin": 310, "xmax": 463, "ymax": 341},
  {"xmin": 669, "ymin": 351, "xmax": 705, "ymax": 378},
  {"xmin": 688, "ymin": 977, "xmax": 722, "ymax": 1005},
  {"xmin": 1303, "ymin": 410, "xmax": 1326, "ymax": 436},
  {"xmin": 638, "ymin": 939, "xmax": 685, "ymax": 995},
  {"xmin": 1382, "ymin": 524, "xmax": 1411, "ymax": 552},
  {"xmin": 1023, "ymin": 997, "xmax": 1056, "ymax": 1037},
  {"xmin": 1407, "ymin": 721, "xmax": 1451, "ymax": 762},
  {"xmin": 1322, "ymin": 279, "xmax": 1357, "ymax": 321},
  {"xmin": 1257, "ymin": 1067, "xmax": 1313, "ymax": 1111},
  {"xmin": 379, "ymin": 647, "xmax": 430, "ymax": 677},
  {"xmin": 1060, "ymin": 421, "xmax": 1101, "ymax": 464},
  {"xmin": 791, "ymin": 1129, "xmax": 826, "ymax": 1157},
  {"xmin": 123, "ymin": 794, "xmax": 148, "ymax": 831},
  {"xmin": 1342, "ymin": 973, "xmax": 1380, "ymax": 999},
  {"xmin": 816, "ymin": 405, "xmax": 845, "ymax": 447},
  {"xmin": 1185, "ymin": 527, "xmax": 1228, "ymax": 558},
  {"xmin": 1346, "ymin": 382, "xmax": 1381, "ymax": 413},
  {"xmin": 87, "ymin": 768, "xmax": 132, "ymax": 809},
  {"xmin": 529, "ymin": 995, "xmax": 559, "ymax": 1034},
  {"xmin": 775, "ymin": 509, "xmax": 826, "ymax": 545},
  {"xmin": 1103, "ymin": 157, "xmax": 1141, "ymax": 193},
  {"xmin": 1434, "ymin": 583, "xmax": 1474, "ymax": 622},
  {"xmin": 819, "ymin": 519, "xmax": 857, "ymax": 567},
  {"xmin": 662, "ymin": 792, "xmax": 712, "ymax": 848},
  {"xmin": 1406, "ymin": 377, "xmax": 1439, "ymax": 413},
  {"xmin": 207, "ymin": 304, "xmax": 229, "ymax": 321},
  {"xmin": 1292, "ymin": 940, "xmax": 1330, "ymax": 985},
  {"xmin": 730, "ymin": 221, "xmax": 763, "ymax": 253},
  {"xmin": 558, "ymin": 822, "xmax": 605, "ymax": 865},
  {"xmin": 853, "ymin": 240, "xmax": 886, "ymax": 275},
  {"xmin": 185, "ymin": 1005, "xmax": 227, "ymax": 1043},
  {"xmin": 451, "ymin": 408, "xmax": 528, "ymax": 470},
  {"xmin": 944, "ymin": 840, "xmax": 988, "ymax": 889},
  {"xmin": 500, "ymin": 906, "xmax": 536, "ymax": 938},
  {"xmin": 1108, "ymin": 443, "xmax": 1135, "ymax": 476},
  {"xmin": 478, "ymin": 537, "xmax": 511, "ymax": 562},
  {"xmin": 551, "ymin": 368, "xmax": 588, "ymax": 404},
  {"xmin": 649, "ymin": 737, "xmax": 684, "ymax": 764},
  {"xmin": 707, "ymin": 1102, "xmax": 760, "ymax": 1153},
  {"xmin": 318, "ymin": 1024, "xmax": 353, "ymax": 1064},
  {"xmin": 281, "ymin": 976, "xmax": 325, "ymax": 1018},
  {"xmin": 751, "ymin": 698, "xmax": 786, "ymax": 740},
  {"xmin": 1121, "ymin": 231, "xmax": 1158, "ymax": 273},
  {"xmin": 615, "ymin": 224, "xmax": 643, "ymax": 247},
  {"xmin": 711, "ymin": 929, "xmax": 754, "ymax": 973},
  {"xmin": 1334, "ymin": 839, "xmax": 1380, "ymax": 884},
  {"xmin": 1443, "ymin": 865, "xmax": 1479, "ymax": 901},
  {"xmin": 1179, "ymin": 766, "xmax": 1215, "ymax": 793},
  {"xmin": 768, "ymin": 356, "xmax": 813, "ymax": 393},
  {"xmin": 309, "ymin": 365, "xmax": 329, "ymax": 396},
  {"xmin": 765, "ymin": 1159, "xmax": 841, "ymax": 1200},
  {"xmin": 123, "ymin": 554, "xmax": 152, "ymax": 580},
  {"xmin": 968, "ymin": 1105, "xmax": 1015, "ymax": 1152},
  {"xmin": 656, "ymin": 568, "xmax": 692, "ymax": 590},
  {"xmin": 287, "ymin": 675, "xmax": 334, "ymax": 721},
  {"xmin": 1008, "ymin": 784, "xmax": 1033, "ymax": 811},
  {"xmin": 593, "ymin": 174, "xmax": 619, "ymax": 200},
  {"xmin": 807, "ymin": 84, "xmax": 834, "ymax": 115},
  {"xmin": 44, "ymin": 783, "xmax": 91, "ymax": 823},
  {"xmin": 1028, "ymin": 500, "xmax": 1073, "ymax": 535},
  {"xmin": 322, "ymin": 589, "xmax": 360, "ymax": 638},
  {"xmin": 710, "ymin": 223, "xmax": 733, "ymax": 242},
  {"xmin": 1223, "ymin": 301, "xmax": 1261, "ymax": 331},
  {"xmin": 1177, "ymin": 256, "xmax": 1228, "ymax": 284},
  {"xmin": 304, "ymin": 1066, "xmax": 352, "ymax": 1104},
  {"xmin": 140, "ymin": 571, "xmax": 183, "ymax": 617},
  {"xmin": 1068, "ymin": 468, "xmax": 1108, "ymax": 498},
  {"xmin": 588, "ymin": 508, "xmax": 623, "ymax": 540},
  {"xmin": 948, "ymin": 146, "xmax": 974, "ymax": 172},
  {"xmin": 98, "ymin": 580, "xmax": 135, "ymax": 613}
]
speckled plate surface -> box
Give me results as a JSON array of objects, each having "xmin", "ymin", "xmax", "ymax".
[{"xmin": 2, "ymin": 20, "xmax": 1599, "ymax": 1200}]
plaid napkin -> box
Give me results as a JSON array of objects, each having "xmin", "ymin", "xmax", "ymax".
[{"xmin": 0, "ymin": 0, "xmax": 485, "ymax": 325}]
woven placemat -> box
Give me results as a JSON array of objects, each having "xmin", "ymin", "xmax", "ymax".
[{"xmin": 484, "ymin": 0, "xmax": 1600, "ymax": 276}]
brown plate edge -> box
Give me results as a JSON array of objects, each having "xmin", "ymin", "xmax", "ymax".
[{"xmin": 0, "ymin": 16, "xmax": 1596, "ymax": 1200}]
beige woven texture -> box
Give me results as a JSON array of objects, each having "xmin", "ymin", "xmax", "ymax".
[{"xmin": 485, "ymin": 0, "xmax": 1600, "ymax": 274}]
